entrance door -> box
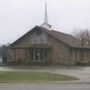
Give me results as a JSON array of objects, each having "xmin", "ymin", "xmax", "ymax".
[{"xmin": 29, "ymin": 48, "xmax": 50, "ymax": 63}]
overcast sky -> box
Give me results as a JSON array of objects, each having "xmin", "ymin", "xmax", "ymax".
[{"xmin": 0, "ymin": 0, "xmax": 90, "ymax": 44}]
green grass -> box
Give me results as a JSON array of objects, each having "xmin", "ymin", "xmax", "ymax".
[{"xmin": 0, "ymin": 71, "xmax": 78, "ymax": 83}]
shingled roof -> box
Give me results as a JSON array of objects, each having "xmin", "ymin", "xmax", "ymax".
[
  {"xmin": 39, "ymin": 26, "xmax": 81, "ymax": 48},
  {"xmin": 10, "ymin": 26, "xmax": 90, "ymax": 49}
]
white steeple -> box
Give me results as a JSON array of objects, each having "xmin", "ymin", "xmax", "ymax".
[
  {"xmin": 44, "ymin": 1, "xmax": 48, "ymax": 24},
  {"xmin": 41, "ymin": 1, "xmax": 51, "ymax": 29}
]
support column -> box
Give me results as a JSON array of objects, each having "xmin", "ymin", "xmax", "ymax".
[
  {"xmin": 14, "ymin": 49, "xmax": 16, "ymax": 61},
  {"xmin": 25, "ymin": 49, "xmax": 27, "ymax": 61},
  {"xmin": 33, "ymin": 48, "xmax": 35, "ymax": 61},
  {"xmin": 42, "ymin": 48, "xmax": 45, "ymax": 61}
]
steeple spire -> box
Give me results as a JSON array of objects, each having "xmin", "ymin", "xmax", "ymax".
[
  {"xmin": 44, "ymin": 1, "xmax": 48, "ymax": 24},
  {"xmin": 41, "ymin": 1, "xmax": 51, "ymax": 29}
]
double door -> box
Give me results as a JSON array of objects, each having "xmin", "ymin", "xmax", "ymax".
[{"xmin": 29, "ymin": 48, "xmax": 48, "ymax": 62}]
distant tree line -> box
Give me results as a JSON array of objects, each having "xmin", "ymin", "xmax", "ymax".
[{"xmin": 0, "ymin": 44, "xmax": 10, "ymax": 65}]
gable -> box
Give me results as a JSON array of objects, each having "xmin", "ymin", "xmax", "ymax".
[{"xmin": 9, "ymin": 26, "xmax": 48, "ymax": 48}]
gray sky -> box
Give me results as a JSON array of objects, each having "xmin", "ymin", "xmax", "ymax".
[{"xmin": 0, "ymin": 0, "xmax": 90, "ymax": 44}]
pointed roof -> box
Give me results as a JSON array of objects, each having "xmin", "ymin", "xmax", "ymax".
[{"xmin": 9, "ymin": 26, "xmax": 90, "ymax": 49}]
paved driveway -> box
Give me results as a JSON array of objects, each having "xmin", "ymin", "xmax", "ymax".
[{"xmin": 52, "ymin": 66, "xmax": 90, "ymax": 82}]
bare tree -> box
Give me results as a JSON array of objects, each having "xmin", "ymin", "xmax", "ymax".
[{"xmin": 71, "ymin": 29, "xmax": 90, "ymax": 46}]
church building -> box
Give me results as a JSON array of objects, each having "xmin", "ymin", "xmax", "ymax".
[{"xmin": 7, "ymin": 2, "xmax": 90, "ymax": 65}]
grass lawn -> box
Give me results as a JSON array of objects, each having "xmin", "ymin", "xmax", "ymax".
[{"xmin": 0, "ymin": 71, "xmax": 78, "ymax": 83}]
